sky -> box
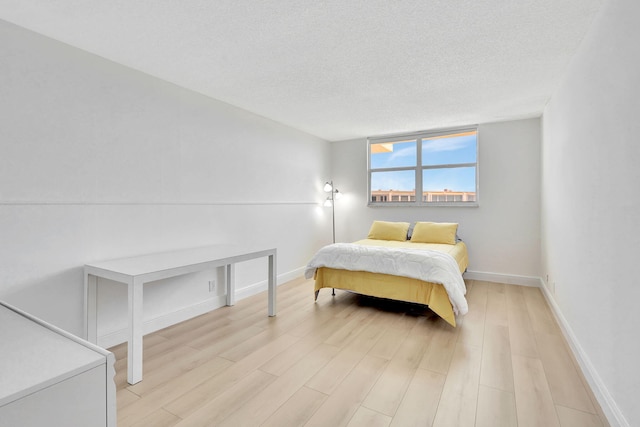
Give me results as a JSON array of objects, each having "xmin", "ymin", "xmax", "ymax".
[{"xmin": 371, "ymin": 134, "xmax": 477, "ymax": 192}]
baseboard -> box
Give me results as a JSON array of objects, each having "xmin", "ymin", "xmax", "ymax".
[
  {"xmin": 97, "ymin": 295, "xmax": 226, "ymax": 348},
  {"xmin": 235, "ymin": 266, "xmax": 305, "ymax": 300},
  {"xmin": 463, "ymin": 270, "xmax": 541, "ymax": 287},
  {"xmin": 466, "ymin": 271, "xmax": 627, "ymax": 426},
  {"xmin": 97, "ymin": 266, "xmax": 306, "ymax": 349},
  {"xmin": 538, "ymin": 279, "xmax": 628, "ymax": 427}
]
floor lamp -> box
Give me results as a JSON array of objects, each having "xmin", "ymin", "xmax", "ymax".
[
  {"xmin": 323, "ymin": 181, "xmax": 341, "ymax": 243},
  {"xmin": 324, "ymin": 181, "xmax": 341, "ymax": 296}
]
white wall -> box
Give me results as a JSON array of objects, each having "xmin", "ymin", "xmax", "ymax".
[
  {"xmin": 331, "ymin": 118, "xmax": 541, "ymax": 283},
  {"xmin": 0, "ymin": 20, "xmax": 332, "ymax": 343},
  {"xmin": 541, "ymin": 0, "xmax": 640, "ymax": 425}
]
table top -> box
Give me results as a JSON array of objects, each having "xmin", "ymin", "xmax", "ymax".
[
  {"xmin": 84, "ymin": 244, "xmax": 276, "ymax": 277},
  {"xmin": 0, "ymin": 303, "xmax": 106, "ymax": 407}
]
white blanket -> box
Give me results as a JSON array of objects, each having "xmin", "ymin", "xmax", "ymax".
[{"xmin": 305, "ymin": 243, "xmax": 468, "ymax": 316}]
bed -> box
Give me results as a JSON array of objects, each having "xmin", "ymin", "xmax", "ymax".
[{"xmin": 305, "ymin": 221, "xmax": 469, "ymax": 326}]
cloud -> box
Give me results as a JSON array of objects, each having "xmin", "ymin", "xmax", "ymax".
[
  {"xmin": 388, "ymin": 145, "xmax": 416, "ymax": 161},
  {"xmin": 423, "ymin": 136, "xmax": 472, "ymax": 153}
]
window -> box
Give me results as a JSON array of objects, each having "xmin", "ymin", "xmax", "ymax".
[{"xmin": 368, "ymin": 127, "xmax": 478, "ymax": 206}]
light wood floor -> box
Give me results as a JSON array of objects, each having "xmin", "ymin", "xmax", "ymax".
[{"xmin": 111, "ymin": 278, "xmax": 610, "ymax": 427}]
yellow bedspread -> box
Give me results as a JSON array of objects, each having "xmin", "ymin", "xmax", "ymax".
[{"xmin": 314, "ymin": 239, "xmax": 468, "ymax": 327}]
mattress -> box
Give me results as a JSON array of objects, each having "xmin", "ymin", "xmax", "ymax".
[{"xmin": 313, "ymin": 239, "xmax": 468, "ymax": 326}]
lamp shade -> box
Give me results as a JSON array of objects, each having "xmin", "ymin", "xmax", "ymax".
[{"xmin": 324, "ymin": 182, "xmax": 333, "ymax": 192}]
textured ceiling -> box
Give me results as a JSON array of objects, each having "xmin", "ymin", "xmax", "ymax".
[{"xmin": 0, "ymin": 0, "xmax": 604, "ymax": 141}]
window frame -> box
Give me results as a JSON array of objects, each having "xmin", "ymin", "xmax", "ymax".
[{"xmin": 367, "ymin": 126, "xmax": 479, "ymax": 207}]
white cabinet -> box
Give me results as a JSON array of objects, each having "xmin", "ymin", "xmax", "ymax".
[{"xmin": 0, "ymin": 301, "xmax": 116, "ymax": 427}]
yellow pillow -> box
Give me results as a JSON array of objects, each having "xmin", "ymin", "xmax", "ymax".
[
  {"xmin": 367, "ymin": 221, "xmax": 410, "ymax": 241},
  {"xmin": 410, "ymin": 222, "xmax": 458, "ymax": 244}
]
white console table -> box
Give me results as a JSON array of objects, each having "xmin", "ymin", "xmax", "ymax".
[
  {"xmin": 84, "ymin": 244, "xmax": 277, "ymax": 384},
  {"xmin": 0, "ymin": 301, "xmax": 116, "ymax": 427}
]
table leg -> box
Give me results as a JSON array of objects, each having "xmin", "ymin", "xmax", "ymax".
[
  {"xmin": 226, "ymin": 264, "xmax": 236, "ymax": 306},
  {"xmin": 85, "ymin": 273, "xmax": 98, "ymax": 343},
  {"xmin": 268, "ymin": 253, "xmax": 276, "ymax": 317},
  {"xmin": 127, "ymin": 278, "xmax": 143, "ymax": 384}
]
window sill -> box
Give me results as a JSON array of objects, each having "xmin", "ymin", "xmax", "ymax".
[{"xmin": 367, "ymin": 202, "xmax": 479, "ymax": 208}]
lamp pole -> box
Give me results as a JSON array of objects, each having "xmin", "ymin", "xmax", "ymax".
[
  {"xmin": 324, "ymin": 180, "xmax": 339, "ymax": 297},
  {"xmin": 330, "ymin": 185, "xmax": 336, "ymax": 244}
]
